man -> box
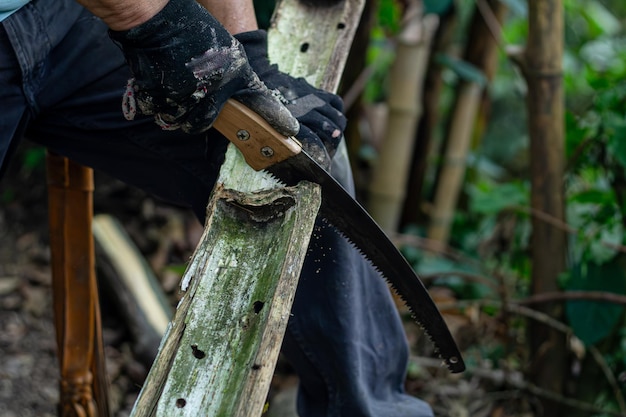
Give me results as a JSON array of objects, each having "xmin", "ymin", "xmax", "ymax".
[{"xmin": 0, "ymin": 0, "xmax": 434, "ymax": 415}]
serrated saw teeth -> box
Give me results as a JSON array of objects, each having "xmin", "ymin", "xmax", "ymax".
[
  {"xmin": 262, "ymin": 156, "xmax": 465, "ymax": 374},
  {"xmin": 215, "ymin": 100, "xmax": 464, "ymax": 372}
]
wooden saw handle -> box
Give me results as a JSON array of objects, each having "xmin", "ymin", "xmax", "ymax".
[{"xmin": 213, "ymin": 99, "xmax": 302, "ymax": 171}]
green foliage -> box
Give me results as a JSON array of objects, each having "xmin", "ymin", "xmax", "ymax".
[
  {"xmin": 376, "ymin": 0, "xmax": 402, "ymax": 35},
  {"xmin": 467, "ymin": 180, "xmax": 528, "ymax": 215},
  {"xmin": 363, "ymin": 26, "xmax": 395, "ymax": 103},
  {"xmin": 362, "ymin": 0, "xmax": 404, "ymax": 103},
  {"xmin": 561, "ymin": 7, "xmax": 626, "ymax": 355},
  {"xmin": 388, "ymin": 0, "xmax": 626, "ymax": 410},
  {"xmin": 564, "ymin": 259, "xmax": 626, "ymax": 346},
  {"xmin": 424, "ymin": 0, "xmax": 626, "ymax": 386}
]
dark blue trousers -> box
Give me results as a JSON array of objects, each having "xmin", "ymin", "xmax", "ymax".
[{"xmin": 0, "ymin": 1, "xmax": 433, "ymax": 415}]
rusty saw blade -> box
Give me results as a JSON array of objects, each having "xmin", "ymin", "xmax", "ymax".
[{"xmin": 214, "ymin": 99, "xmax": 465, "ymax": 373}]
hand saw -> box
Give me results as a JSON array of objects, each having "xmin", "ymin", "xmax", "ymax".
[{"xmin": 213, "ymin": 99, "xmax": 465, "ymax": 373}]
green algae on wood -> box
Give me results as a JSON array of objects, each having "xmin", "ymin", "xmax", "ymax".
[{"xmin": 130, "ymin": 183, "xmax": 320, "ymax": 417}]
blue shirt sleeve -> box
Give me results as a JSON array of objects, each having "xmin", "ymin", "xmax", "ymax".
[{"xmin": 0, "ymin": 0, "xmax": 30, "ymax": 22}]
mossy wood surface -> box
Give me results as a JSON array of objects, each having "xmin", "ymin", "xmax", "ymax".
[
  {"xmin": 130, "ymin": 0, "xmax": 364, "ymax": 415},
  {"xmin": 130, "ymin": 183, "xmax": 320, "ymax": 417}
]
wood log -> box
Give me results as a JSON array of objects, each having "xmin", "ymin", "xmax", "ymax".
[
  {"xmin": 92, "ymin": 214, "xmax": 172, "ymax": 366},
  {"xmin": 129, "ymin": 0, "xmax": 365, "ymax": 415},
  {"xmin": 130, "ymin": 182, "xmax": 320, "ymax": 417}
]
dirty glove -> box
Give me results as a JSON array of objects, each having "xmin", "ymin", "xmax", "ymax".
[
  {"xmin": 109, "ymin": 0, "xmax": 299, "ymax": 136},
  {"xmin": 234, "ymin": 30, "xmax": 347, "ymax": 169}
]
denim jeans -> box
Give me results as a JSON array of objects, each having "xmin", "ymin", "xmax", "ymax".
[{"xmin": 0, "ymin": 1, "xmax": 434, "ymax": 415}]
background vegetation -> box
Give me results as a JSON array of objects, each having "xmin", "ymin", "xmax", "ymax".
[{"xmin": 342, "ymin": 0, "xmax": 626, "ymax": 415}]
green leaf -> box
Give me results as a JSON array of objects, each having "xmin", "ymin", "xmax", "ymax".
[
  {"xmin": 570, "ymin": 189, "xmax": 615, "ymax": 206},
  {"xmin": 468, "ymin": 181, "xmax": 529, "ymax": 215},
  {"xmin": 588, "ymin": 219, "xmax": 623, "ymax": 264},
  {"xmin": 567, "ymin": 192, "xmax": 622, "ymax": 264},
  {"xmin": 565, "ymin": 258, "xmax": 626, "ymax": 346},
  {"xmin": 376, "ymin": 0, "xmax": 401, "ymax": 35},
  {"xmin": 565, "ymin": 111, "xmax": 592, "ymax": 158},
  {"xmin": 606, "ymin": 120, "xmax": 626, "ymax": 168}
]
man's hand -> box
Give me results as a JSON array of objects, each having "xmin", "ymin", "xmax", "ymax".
[
  {"xmin": 108, "ymin": 0, "xmax": 299, "ymax": 136},
  {"xmin": 235, "ymin": 30, "xmax": 347, "ymax": 169}
]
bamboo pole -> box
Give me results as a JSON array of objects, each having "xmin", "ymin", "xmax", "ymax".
[
  {"xmin": 129, "ymin": 0, "xmax": 365, "ymax": 415},
  {"xmin": 130, "ymin": 183, "xmax": 321, "ymax": 417},
  {"xmin": 426, "ymin": 82, "xmax": 483, "ymax": 249},
  {"xmin": 426, "ymin": 0, "xmax": 507, "ymax": 249},
  {"xmin": 368, "ymin": 6, "xmax": 439, "ymax": 233},
  {"xmin": 400, "ymin": 7, "xmax": 459, "ymax": 227},
  {"xmin": 512, "ymin": 0, "xmax": 567, "ymax": 414}
]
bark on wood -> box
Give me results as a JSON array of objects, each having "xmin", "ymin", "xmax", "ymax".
[
  {"xmin": 515, "ymin": 0, "xmax": 567, "ymax": 414},
  {"xmin": 130, "ymin": 0, "xmax": 364, "ymax": 415}
]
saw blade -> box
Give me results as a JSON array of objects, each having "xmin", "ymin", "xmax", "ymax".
[
  {"xmin": 213, "ymin": 99, "xmax": 464, "ymax": 372},
  {"xmin": 266, "ymin": 152, "xmax": 465, "ymax": 373}
]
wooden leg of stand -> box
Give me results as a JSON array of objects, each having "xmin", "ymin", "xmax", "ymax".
[{"xmin": 46, "ymin": 152, "xmax": 110, "ymax": 417}]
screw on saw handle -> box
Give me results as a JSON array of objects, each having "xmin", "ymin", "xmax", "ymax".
[{"xmin": 213, "ymin": 99, "xmax": 302, "ymax": 171}]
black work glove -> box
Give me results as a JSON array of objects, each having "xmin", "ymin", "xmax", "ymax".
[
  {"xmin": 109, "ymin": 0, "xmax": 299, "ymax": 136},
  {"xmin": 234, "ymin": 30, "xmax": 347, "ymax": 169}
]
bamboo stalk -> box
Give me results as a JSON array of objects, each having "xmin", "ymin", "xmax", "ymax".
[
  {"xmin": 426, "ymin": 0, "xmax": 506, "ymax": 249},
  {"xmin": 368, "ymin": 7, "xmax": 439, "ymax": 233},
  {"xmin": 129, "ymin": 0, "xmax": 365, "ymax": 414},
  {"xmin": 426, "ymin": 81, "xmax": 483, "ymax": 249},
  {"xmin": 516, "ymin": 0, "xmax": 567, "ymax": 414}
]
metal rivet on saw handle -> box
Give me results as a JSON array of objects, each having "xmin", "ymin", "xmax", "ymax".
[
  {"xmin": 261, "ymin": 146, "xmax": 274, "ymax": 158},
  {"xmin": 236, "ymin": 129, "xmax": 250, "ymax": 141}
]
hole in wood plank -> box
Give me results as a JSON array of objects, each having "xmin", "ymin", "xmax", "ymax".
[
  {"xmin": 337, "ymin": 22, "xmax": 345, "ymax": 29},
  {"xmin": 176, "ymin": 398, "xmax": 187, "ymax": 408},
  {"xmin": 253, "ymin": 300, "xmax": 265, "ymax": 314},
  {"xmin": 252, "ymin": 363, "xmax": 261, "ymax": 370},
  {"xmin": 191, "ymin": 344, "xmax": 206, "ymax": 359},
  {"xmin": 300, "ymin": 43, "xmax": 309, "ymax": 53}
]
